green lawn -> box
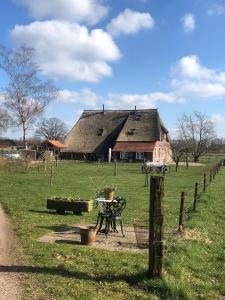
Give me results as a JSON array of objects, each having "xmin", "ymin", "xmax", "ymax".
[{"xmin": 0, "ymin": 158, "xmax": 224, "ymax": 299}]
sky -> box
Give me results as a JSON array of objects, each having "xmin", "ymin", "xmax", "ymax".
[{"xmin": 1, "ymin": 0, "xmax": 225, "ymax": 139}]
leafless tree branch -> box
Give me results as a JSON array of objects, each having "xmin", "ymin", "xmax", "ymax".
[
  {"xmin": 177, "ymin": 111, "xmax": 215, "ymax": 162},
  {"xmin": 35, "ymin": 117, "xmax": 68, "ymax": 142},
  {"xmin": 0, "ymin": 44, "xmax": 58, "ymax": 147}
]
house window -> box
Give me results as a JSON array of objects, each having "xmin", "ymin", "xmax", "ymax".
[
  {"xmin": 120, "ymin": 152, "xmax": 128, "ymax": 159},
  {"xmin": 136, "ymin": 152, "xmax": 144, "ymax": 160},
  {"xmin": 97, "ymin": 128, "xmax": 104, "ymax": 136}
]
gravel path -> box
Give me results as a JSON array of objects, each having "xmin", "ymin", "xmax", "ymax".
[{"xmin": 0, "ymin": 205, "xmax": 22, "ymax": 300}]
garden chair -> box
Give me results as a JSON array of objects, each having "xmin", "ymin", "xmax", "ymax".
[
  {"xmin": 95, "ymin": 190, "xmax": 111, "ymax": 231},
  {"xmin": 97, "ymin": 196, "xmax": 126, "ymax": 237},
  {"xmin": 95, "ymin": 200, "xmax": 111, "ymax": 231}
]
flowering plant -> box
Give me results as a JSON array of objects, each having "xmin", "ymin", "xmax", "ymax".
[{"xmin": 103, "ymin": 186, "xmax": 117, "ymax": 192}]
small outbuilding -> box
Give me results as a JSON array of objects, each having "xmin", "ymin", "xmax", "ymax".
[
  {"xmin": 0, "ymin": 138, "xmax": 17, "ymax": 151},
  {"xmin": 42, "ymin": 139, "xmax": 66, "ymax": 156}
]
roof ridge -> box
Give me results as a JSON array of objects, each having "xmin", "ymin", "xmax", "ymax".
[{"xmin": 83, "ymin": 108, "xmax": 158, "ymax": 112}]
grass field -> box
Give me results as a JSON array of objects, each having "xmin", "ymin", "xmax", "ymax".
[{"xmin": 0, "ymin": 157, "xmax": 224, "ymax": 299}]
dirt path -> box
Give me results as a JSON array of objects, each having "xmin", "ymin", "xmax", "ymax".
[{"xmin": 0, "ymin": 205, "xmax": 22, "ymax": 300}]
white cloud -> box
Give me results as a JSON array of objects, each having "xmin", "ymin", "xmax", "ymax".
[
  {"xmin": 172, "ymin": 55, "xmax": 213, "ymax": 80},
  {"xmin": 172, "ymin": 80, "xmax": 225, "ymax": 98},
  {"xmin": 58, "ymin": 89, "xmax": 100, "ymax": 107},
  {"xmin": 105, "ymin": 92, "xmax": 182, "ymax": 109},
  {"xmin": 56, "ymin": 54, "xmax": 225, "ymax": 111},
  {"xmin": 56, "ymin": 89, "xmax": 182, "ymax": 110},
  {"xmin": 211, "ymin": 114, "xmax": 225, "ymax": 123},
  {"xmin": 171, "ymin": 55, "xmax": 225, "ymax": 98},
  {"xmin": 107, "ymin": 8, "xmax": 154, "ymax": 36},
  {"xmin": 16, "ymin": 0, "xmax": 108, "ymax": 25},
  {"xmin": 211, "ymin": 114, "xmax": 225, "ymax": 137},
  {"xmin": 181, "ymin": 13, "xmax": 195, "ymax": 32},
  {"xmin": 208, "ymin": 4, "xmax": 225, "ymax": 15},
  {"xmin": 55, "ymin": 55, "xmax": 225, "ymax": 113},
  {"xmin": 11, "ymin": 20, "xmax": 121, "ymax": 82}
]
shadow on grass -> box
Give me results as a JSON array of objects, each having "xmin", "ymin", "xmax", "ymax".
[
  {"xmin": 0, "ymin": 264, "xmax": 187, "ymax": 299},
  {"xmin": 185, "ymin": 193, "xmax": 202, "ymax": 221},
  {"xmin": 28, "ymin": 209, "xmax": 78, "ymax": 216},
  {"xmin": 55, "ymin": 240, "xmax": 81, "ymax": 245},
  {"xmin": 36, "ymin": 224, "xmax": 80, "ymax": 232},
  {"xmin": 28, "ymin": 209, "xmax": 56, "ymax": 215}
]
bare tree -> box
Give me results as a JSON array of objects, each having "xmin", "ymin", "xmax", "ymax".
[
  {"xmin": 183, "ymin": 140, "xmax": 192, "ymax": 169},
  {"xmin": 209, "ymin": 138, "xmax": 225, "ymax": 152},
  {"xmin": 0, "ymin": 108, "xmax": 12, "ymax": 132},
  {"xmin": 177, "ymin": 111, "xmax": 215, "ymax": 162},
  {"xmin": 170, "ymin": 139, "xmax": 185, "ymax": 172},
  {"xmin": 0, "ymin": 44, "xmax": 58, "ymax": 148},
  {"xmin": 35, "ymin": 117, "xmax": 68, "ymax": 141}
]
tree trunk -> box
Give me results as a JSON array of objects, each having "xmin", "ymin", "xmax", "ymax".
[
  {"xmin": 193, "ymin": 156, "xmax": 199, "ymax": 162},
  {"xmin": 22, "ymin": 122, "xmax": 27, "ymax": 149},
  {"xmin": 175, "ymin": 161, "xmax": 179, "ymax": 172},
  {"xmin": 185, "ymin": 152, "xmax": 189, "ymax": 169}
]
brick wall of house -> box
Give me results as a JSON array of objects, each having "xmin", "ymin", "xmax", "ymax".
[{"xmin": 153, "ymin": 140, "xmax": 172, "ymax": 163}]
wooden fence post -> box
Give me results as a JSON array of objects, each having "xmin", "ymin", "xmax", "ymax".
[
  {"xmin": 49, "ymin": 165, "xmax": 53, "ymax": 186},
  {"xmin": 148, "ymin": 176, "xmax": 164, "ymax": 279},
  {"xmin": 193, "ymin": 182, "xmax": 198, "ymax": 211},
  {"xmin": 144, "ymin": 172, "xmax": 149, "ymax": 187},
  {"xmin": 114, "ymin": 161, "xmax": 117, "ymax": 176},
  {"xmin": 203, "ymin": 173, "xmax": 206, "ymax": 193},
  {"xmin": 37, "ymin": 160, "xmax": 40, "ymax": 173},
  {"xmin": 178, "ymin": 192, "xmax": 185, "ymax": 232},
  {"xmin": 97, "ymin": 159, "xmax": 100, "ymax": 168}
]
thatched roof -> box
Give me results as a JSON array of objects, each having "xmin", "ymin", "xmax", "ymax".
[
  {"xmin": 64, "ymin": 109, "xmax": 168, "ymax": 153},
  {"xmin": 116, "ymin": 110, "xmax": 167, "ymax": 142}
]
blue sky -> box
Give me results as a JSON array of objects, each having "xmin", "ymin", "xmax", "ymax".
[{"xmin": 1, "ymin": 0, "xmax": 225, "ymax": 139}]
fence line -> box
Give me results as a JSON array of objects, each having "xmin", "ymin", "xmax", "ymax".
[{"xmin": 178, "ymin": 159, "xmax": 224, "ymax": 232}]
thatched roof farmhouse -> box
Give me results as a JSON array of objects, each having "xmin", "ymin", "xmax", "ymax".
[{"xmin": 63, "ymin": 108, "xmax": 171, "ymax": 162}]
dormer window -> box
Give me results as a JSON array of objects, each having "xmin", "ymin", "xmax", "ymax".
[
  {"xmin": 97, "ymin": 128, "xmax": 104, "ymax": 136},
  {"xmin": 127, "ymin": 128, "xmax": 136, "ymax": 135},
  {"xmin": 135, "ymin": 114, "xmax": 141, "ymax": 121}
]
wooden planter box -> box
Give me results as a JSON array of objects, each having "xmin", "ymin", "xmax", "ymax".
[{"xmin": 47, "ymin": 198, "xmax": 93, "ymax": 214}]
